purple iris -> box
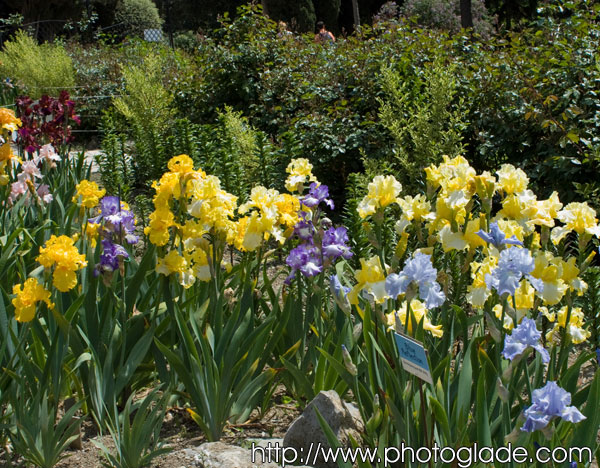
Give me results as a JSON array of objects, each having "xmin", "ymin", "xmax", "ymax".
[
  {"xmin": 385, "ymin": 252, "xmax": 446, "ymax": 309},
  {"xmin": 502, "ymin": 317, "xmax": 550, "ymax": 363},
  {"xmin": 485, "ymin": 247, "xmax": 543, "ymax": 297},
  {"xmin": 301, "ymin": 183, "xmax": 334, "ymax": 210},
  {"xmin": 94, "ymin": 239, "xmax": 129, "ymax": 276},
  {"xmin": 285, "ymin": 243, "xmax": 323, "ymax": 283},
  {"xmin": 294, "ymin": 214, "xmax": 316, "ymax": 241},
  {"xmin": 91, "ymin": 196, "xmax": 138, "ymax": 244},
  {"xmin": 477, "ymin": 222, "xmax": 523, "ymax": 249},
  {"xmin": 322, "ymin": 227, "xmax": 353, "ymax": 260},
  {"xmin": 521, "ymin": 381, "xmax": 586, "ymax": 432},
  {"xmin": 596, "ymin": 348, "xmax": 600, "ymax": 366}
]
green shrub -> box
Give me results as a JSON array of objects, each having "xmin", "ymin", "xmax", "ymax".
[
  {"xmin": 112, "ymin": 52, "xmax": 176, "ymax": 188},
  {"xmin": 378, "ymin": 55, "xmax": 466, "ymax": 190},
  {"xmin": 173, "ymin": 30, "xmax": 202, "ymax": 52},
  {"xmin": 0, "ymin": 31, "xmax": 75, "ymax": 99},
  {"xmin": 115, "ymin": 0, "xmax": 162, "ymax": 38}
]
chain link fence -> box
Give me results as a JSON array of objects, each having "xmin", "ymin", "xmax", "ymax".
[{"xmin": 0, "ymin": 19, "xmax": 174, "ymax": 48}]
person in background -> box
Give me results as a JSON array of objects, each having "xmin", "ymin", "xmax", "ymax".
[
  {"xmin": 278, "ymin": 21, "xmax": 293, "ymax": 38},
  {"xmin": 314, "ymin": 21, "xmax": 335, "ymax": 43}
]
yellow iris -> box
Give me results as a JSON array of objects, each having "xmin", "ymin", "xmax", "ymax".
[
  {"xmin": 386, "ymin": 299, "xmax": 443, "ymax": 338},
  {"xmin": 348, "ymin": 256, "xmax": 387, "ymax": 304},
  {"xmin": 0, "ymin": 107, "xmax": 21, "ymax": 132},
  {"xmin": 496, "ymin": 164, "xmax": 529, "ymax": 195},
  {"xmin": 357, "ymin": 175, "xmax": 402, "ymax": 219},
  {"xmin": 285, "ymin": 158, "xmax": 317, "ymax": 192},
  {"xmin": 73, "ymin": 180, "xmax": 106, "ymax": 209},
  {"xmin": 12, "ymin": 278, "xmax": 54, "ymax": 322},
  {"xmin": 36, "ymin": 235, "xmax": 87, "ymax": 292}
]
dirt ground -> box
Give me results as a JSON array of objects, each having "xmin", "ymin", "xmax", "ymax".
[{"xmin": 51, "ymin": 391, "xmax": 302, "ymax": 468}]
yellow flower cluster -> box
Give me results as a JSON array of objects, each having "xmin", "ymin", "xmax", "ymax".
[
  {"xmin": 145, "ymin": 155, "xmax": 236, "ymax": 287},
  {"xmin": 147, "ymin": 155, "xmax": 304, "ymax": 288},
  {"xmin": 357, "ymin": 175, "xmax": 403, "ymax": 219},
  {"xmin": 235, "ymin": 186, "xmax": 300, "ymax": 251},
  {"xmin": 284, "ymin": 158, "xmax": 317, "ymax": 193},
  {"xmin": 73, "ymin": 180, "xmax": 106, "ymax": 209},
  {"xmin": 12, "ymin": 278, "xmax": 54, "ymax": 322},
  {"xmin": 0, "ymin": 107, "xmax": 21, "ymax": 186},
  {"xmin": 36, "ymin": 235, "xmax": 87, "ymax": 292},
  {"xmin": 353, "ymin": 155, "xmax": 595, "ymax": 343},
  {"xmin": 145, "ymin": 154, "xmax": 235, "ymax": 247}
]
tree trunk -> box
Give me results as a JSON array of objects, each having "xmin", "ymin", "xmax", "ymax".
[
  {"xmin": 351, "ymin": 0, "xmax": 360, "ymax": 28},
  {"xmin": 261, "ymin": 0, "xmax": 269, "ymax": 15},
  {"xmin": 460, "ymin": 0, "xmax": 473, "ymax": 29}
]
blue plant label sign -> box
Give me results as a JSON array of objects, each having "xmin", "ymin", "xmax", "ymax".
[{"xmin": 393, "ymin": 332, "xmax": 433, "ymax": 385}]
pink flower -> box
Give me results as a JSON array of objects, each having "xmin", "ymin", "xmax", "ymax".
[
  {"xmin": 37, "ymin": 184, "xmax": 53, "ymax": 203},
  {"xmin": 10, "ymin": 181, "xmax": 27, "ymax": 203},
  {"xmin": 36, "ymin": 144, "xmax": 61, "ymax": 168},
  {"xmin": 20, "ymin": 160, "xmax": 42, "ymax": 179}
]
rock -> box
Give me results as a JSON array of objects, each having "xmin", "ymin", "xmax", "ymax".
[
  {"xmin": 184, "ymin": 441, "xmax": 315, "ymax": 468},
  {"xmin": 188, "ymin": 441, "xmax": 279, "ymax": 468},
  {"xmin": 283, "ymin": 390, "xmax": 364, "ymax": 468}
]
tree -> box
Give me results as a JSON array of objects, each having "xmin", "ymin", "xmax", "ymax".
[
  {"xmin": 460, "ymin": 0, "xmax": 473, "ymax": 28},
  {"xmin": 9, "ymin": 0, "xmax": 83, "ymax": 23},
  {"xmin": 313, "ymin": 0, "xmax": 341, "ymax": 33},
  {"xmin": 264, "ymin": 0, "xmax": 316, "ymax": 32},
  {"xmin": 115, "ymin": 0, "xmax": 162, "ymax": 37}
]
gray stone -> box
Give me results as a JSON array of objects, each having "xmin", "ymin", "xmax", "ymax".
[
  {"xmin": 188, "ymin": 441, "xmax": 279, "ymax": 468},
  {"xmin": 183, "ymin": 441, "xmax": 315, "ymax": 468},
  {"xmin": 283, "ymin": 390, "xmax": 364, "ymax": 468}
]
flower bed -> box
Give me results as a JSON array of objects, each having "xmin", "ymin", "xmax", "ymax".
[{"xmin": 0, "ymin": 100, "xmax": 599, "ymax": 467}]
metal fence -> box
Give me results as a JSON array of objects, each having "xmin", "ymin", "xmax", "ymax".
[{"xmin": 0, "ymin": 20, "xmax": 174, "ymax": 48}]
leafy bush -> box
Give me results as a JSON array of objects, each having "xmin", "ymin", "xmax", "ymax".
[
  {"xmin": 67, "ymin": 39, "xmax": 194, "ymax": 132},
  {"xmin": 114, "ymin": 0, "xmax": 163, "ymax": 38},
  {"xmin": 378, "ymin": 55, "xmax": 466, "ymax": 190},
  {"xmin": 172, "ymin": 30, "xmax": 203, "ymax": 52},
  {"xmin": 0, "ymin": 31, "xmax": 75, "ymax": 99},
  {"xmin": 463, "ymin": 1, "xmax": 600, "ymax": 207},
  {"xmin": 112, "ymin": 52, "xmax": 176, "ymax": 188}
]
